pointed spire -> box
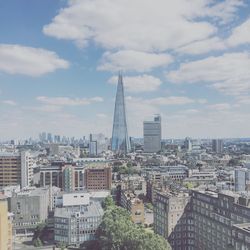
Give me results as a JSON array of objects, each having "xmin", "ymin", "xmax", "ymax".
[{"xmin": 111, "ymin": 73, "xmax": 130, "ymax": 154}]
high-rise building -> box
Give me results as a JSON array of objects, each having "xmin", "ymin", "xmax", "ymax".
[
  {"xmin": 0, "ymin": 151, "xmax": 34, "ymax": 188},
  {"xmin": 84, "ymin": 164, "xmax": 112, "ymax": 190},
  {"xmin": 212, "ymin": 139, "xmax": 224, "ymax": 154},
  {"xmin": 0, "ymin": 194, "xmax": 12, "ymax": 250},
  {"xmin": 143, "ymin": 115, "xmax": 162, "ymax": 153},
  {"xmin": 111, "ymin": 73, "xmax": 130, "ymax": 154},
  {"xmin": 184, "ymin": 137, "xmax": 192, "ymax": 151},
  {"xmin": 235, "ymin": 168, "xmax": 250, "ymax": 192}
]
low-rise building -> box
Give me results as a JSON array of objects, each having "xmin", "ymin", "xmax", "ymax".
[
  {"xmin": 54, "ymin": 194, "xmax": 104, "ymax": 247},
  {"xmin": 8, "ymin": 187, "xmax": 50, "ymax": 236},
  {"xmin": 120, "ymin": 190, "xmax": 144, "ymax": 224}
]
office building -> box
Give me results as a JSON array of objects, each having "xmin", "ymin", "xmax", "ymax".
[
  {"xmin": 89, "ymin": 133, "xmax": 108, "ymax": 156},
  {"xmin": 8, "ymin": 187, "xmax": 50, "ymax": 236},
  {"xmin": 84, "ymin": 164, "xmax": 112, "ymax": 190},
  {"xmin": 0, "ymin": 194, "xmax": 12, "ymax": 250},
  {"xmin": 212, "ymin": 139, "xmax": 224, "ymax": 154},
  {"xmin": 0, "ymin": 151, "xmax": 34, "ymax": 188},
  {"xmin": 235, "ymin": 168, "xmax": 250, "ymax": 192},
  {"xmin": 143, "ymin": 115, "xmax": 161, "ymax": 153},
  {"xmin": 111, "ymin": 73, "xmax": 131, "ymax": 154},
  {"xmin": 40, "ymin": 162, "xmax": 84, "ymax": 191},
  {"xmin": 184, "ymin": 137, "xmax": 192, "ymax": 152},
  {"xmin": 54, "ymin": 195, "xmax": 104, "ymax": 247}
]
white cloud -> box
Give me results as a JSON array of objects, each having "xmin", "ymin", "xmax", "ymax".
[
  {"xmin": 98, "ymin": 50, "xmax": 173, "ymax": 72},
  {"xmin": 2, "ymin": 100, "xmax": 17, "ymax": 106},
  {"xmin": 108, "ymin": 74, "xmax": 162, "ymax": 93},
  {"xmin": 227, "ymin": 18, "xmax": 250, "ymax": 46},
  {"xmin": 166, "ymin": 52, "xmax": 250, "ymax": 95},
  {"xmin": 146, "ymin": 96, "xmax": 195, "ymax": 106},
  {"xmin": 36, "ymin": 96, "xmax": 103, "ymax": 106},
  {"xmin": 0, "ymin": 44, "xmax": 69, "ymax": 76},
  {"xmin": 207, "ymin": 103, "xmax": 231, "ymax": 111},
  {"xmin": 42, "ymin": 0, "xmax": 240, "ymax": 52},
  {"xmin": 176, "ymin": 37, "xmax": 226, "ymax": 55},
  {"xmin": 96, "ymin": 113, "xmax": 107, "ymax": 118}
]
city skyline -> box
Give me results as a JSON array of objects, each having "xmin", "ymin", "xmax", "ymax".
[{"xmin": 0, "ymin": 0, "xmax": 250, "ymax": 140}]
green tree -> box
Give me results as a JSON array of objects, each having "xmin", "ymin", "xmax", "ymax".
[
  {"xmin": 102, "ymin": 195, "xmax": 115, "ymax": 210},
  {"xmin": 97, "ymin": 204, "xmax": 171, "ymax": 250}
]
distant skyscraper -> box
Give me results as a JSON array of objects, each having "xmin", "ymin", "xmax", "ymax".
[
  {"xmin": 143, "ymin": 115, "xmax": 162, "ymax": 153},
  {"xmin": 212, "ymin": 139, "xmax": 224, "ymax": 154},
  {"xmin": 111, "ymin": 73, "xmax": 130, "ymax": 153}
]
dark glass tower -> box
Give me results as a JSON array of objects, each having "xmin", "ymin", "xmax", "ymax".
[{"xmin": 111, "ymin": 73, "xmax": 130, "ymax": 154}]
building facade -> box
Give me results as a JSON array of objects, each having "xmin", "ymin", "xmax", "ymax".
[
  {"xmin": 143, "ymin": 115, "xmax": 161, "ymax": 153},
  {"xmin": 111, "ymin": 73, "xmax": 131, "ymax": 154},
  {"xmin": 84, "ymin": 164, "xmax": 112, "ymax": 190},
  {"xmin": 0, "ymin": 151, "xmax": 34, "ymax": 188},
  {"xmin": 0, "ymin": 195, "xmax": 12, "ymax": 250},
  {"xmin": 212, "ymin": 139, "xmax": 224, "ymax": 154},
  {"xmin": 8, "ymin": 187, "xmax": 50, "ymax": 236},
  {"xmin": 54, "ymin": 196, "xmax": 103, "ymax": 247}
]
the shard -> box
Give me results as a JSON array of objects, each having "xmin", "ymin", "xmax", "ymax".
[{"xmin": 111, "ymin": 73, "xmax": 131, "ymax": 154}]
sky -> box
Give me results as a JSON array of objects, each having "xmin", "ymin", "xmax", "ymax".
[{"xmin": 0, "ymin": 0, "xmax": 250, "ymax": 140}]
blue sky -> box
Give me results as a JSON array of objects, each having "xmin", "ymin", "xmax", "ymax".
[{"xmin": 0, "ymin": 0, "xmax": 250, "ymax": 140}]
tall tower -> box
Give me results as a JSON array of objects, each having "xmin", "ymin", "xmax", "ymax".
[{"xmin": 111, "ymin": 73, "xmax": 130, "ymax": 154}]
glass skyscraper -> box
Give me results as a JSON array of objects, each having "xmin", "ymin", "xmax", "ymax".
[{"xmin": 111, "ymin": 73, "xmax": 130, "ymax": 154}]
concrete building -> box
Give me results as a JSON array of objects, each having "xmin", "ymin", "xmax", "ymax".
[
  {"xmin": 8, "ymin": 187, "xmax": 50, "ymax": 236},
  {"xmin": 232, "ymin": 223, "xmax": 250, "ymax": 250},
  {"xmin": 0, "ymin": 151, "xmax": 34, "ymax": 188},
  {"xmin": 212, "ymin": 139, "xmax": 224, "ymax": 154},
  {"xmin": 184, "ymin": 137, "xmax": 192, "ymax": 152},
  {"xmin": 154, "ymin": 191, "xmax": 191, "ymax": 249},
  {"xmin": 0, "ymin": 194, "xmax": 12, "ymax": 250},
  {"xmin": 235, "ymin": 168, "xmax": 250, "ymax": 192},
  {"xmin": 143, "ymin": 115, "xmax": 161, "ymax": 153},
  {"xmin": 120, "ymin": 190, "xmax": 144, "ymax": 224},
  {"xmin": 120, "ymin": 175, "xmax": 147, "ymax": 196},
  {"xmin": 54, "ymin": 195, "xmax": 104, "ymax": 247},
  {"xmin": 84, "ymin": 164, "xmax": 112, "ymax": 190},
  {"xmin": 89, "ymin": 133, "xmax": 108, "ymax": 156}
]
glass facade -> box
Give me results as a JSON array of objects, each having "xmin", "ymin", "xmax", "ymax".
[{"xmin": 111, "ymin": 74, "xmax": 130, "ymax": 153}]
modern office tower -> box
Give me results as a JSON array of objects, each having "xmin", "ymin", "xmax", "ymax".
[
  {"xmin": 89, "ymin": 133, "xmax": 108, "ymax": 156},
  {"xmin": 54, "ymin": 195, "xmax": 104, "ymax": 247},
  {"xmin": 235, "ymin": 169, "xmax": 250, "ymax": 192},
  {"xmin": 84, "ymin": 164, "xmax": 112, "ymax": 190},
  {"xmin": 0, "ymin": 194, "xmax": 12, "ymax": 250},
  {"xmin": 212, "ymin": 139, "xmax": 224, "ymax": 154},
  {"xmin": 0, "ymin": 151, "xmax": 34, "ymax": 188},
  {"xmin": 8, "ymin": 187, "xmax": 50, "ymax": 236},
  {"xmin": 154, "ymin": 191, "xmax": 191, "ymax": 249},
  {"xmin": 40, "ymin": 162, "xmax": 84, "ymax": 191},
  {"xmin": 143, "ymin": 115, "xmax": 162, "ymax": 153},
  {"xmin": 184, "ymin": 137, "xmax": 192, "ymax": 151},
  {"xmin": 111, "ymin": 73, "xmax": 131, "ymax": 154}
]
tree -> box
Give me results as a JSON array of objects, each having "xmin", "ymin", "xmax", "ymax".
[
  {"xmin": 102, "ymin": 195, "xmax": 115, "ymax": 210},
  {"xmin": 96, "ymin": 203, "xmax": 171, "ymax": 250}
]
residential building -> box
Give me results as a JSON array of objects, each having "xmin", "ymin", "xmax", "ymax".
[
  {"xmin": 0, "ymin": 151, "xmax": 34, "ymax": 188},
  {"xmin": 143, "ymin": 115, "xmax": 161, "ymax": 153},
  {"xmin": 0, "ymin": 194, "xmax": 12, "ymax": 250},
  {"xmin": 111, "ymin": 73, "xmax": 131, "ymax": 154},
  {"xmin": 154, "ymin": 190, "xmax": 191, "ymax": 249},
  {"xmin": 120, "ymin": 190, "xmax": 144, "ymax": 224},
  {"xmin": 84, "ymin": 164, "xmax": 112, "ymax": 190}
]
